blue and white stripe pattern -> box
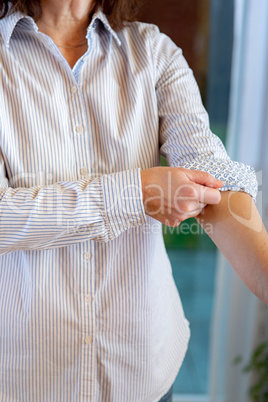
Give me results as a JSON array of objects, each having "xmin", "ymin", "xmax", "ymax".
[{"xmin": 0, "ymin": 8, "xmax": 257, "ymax": 402}]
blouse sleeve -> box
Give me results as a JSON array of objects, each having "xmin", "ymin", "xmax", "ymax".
[{"xmin": 149, "ymin": 25, "xmax": 258, "ymax": 201}]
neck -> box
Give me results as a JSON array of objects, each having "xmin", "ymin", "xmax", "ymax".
[{"xmin": 37, "ymin": 0, "xmax": 95, "ymax": 47}]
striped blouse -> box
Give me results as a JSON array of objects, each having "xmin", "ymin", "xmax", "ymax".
[{"xmin": 0, "ymin": 7, "xmax": 257, "ymax": 402}]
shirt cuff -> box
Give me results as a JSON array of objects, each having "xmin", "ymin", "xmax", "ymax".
[
  {"xmin": 180, "ymin": 157, "xmax": 258, "ymax": 202},
  {"xmin": 101, "ymin": 168, "xmax": 146, "ymax": 239}
]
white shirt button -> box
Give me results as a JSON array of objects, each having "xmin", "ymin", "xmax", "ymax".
[
  {"xmin": 80, "ymin": 167, "xmax": 88, "ymax": 175},
  {"xmin": 84, "ymin": 335, "xmax": 93, "ymax": 344},
  {"xmin": 84, "ymin": 294, "xmax": 93, "ymax": 303},
  {"xmin": 76, "ymin": 125, "xmax": 84, "ymax": 134},
  {"xmin": 71, "ymin": 86, "xmax": 78, "ymax": 94},
  {"xmin": 84, "ymin": 252, "xmax": 91, "ymax": 260}
]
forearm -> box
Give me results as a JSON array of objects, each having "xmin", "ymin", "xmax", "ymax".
[{"xmin": 197, "ymin": 191, "xmax": 268, "ymax": 304}]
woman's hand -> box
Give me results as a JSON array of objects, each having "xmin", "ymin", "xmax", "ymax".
[{"xmin": 140, "ymin": 167, "xmax": 223, "ymax": 226}]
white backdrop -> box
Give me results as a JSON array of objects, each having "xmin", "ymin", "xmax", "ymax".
[{"xmin": 209, "ymin": 0, "xmax": 268, "ymax": 401}]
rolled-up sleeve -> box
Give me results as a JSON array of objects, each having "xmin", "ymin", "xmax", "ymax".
[{"xmin": 149, "ymin": 25, "xmax": 258, "ymax": 201}]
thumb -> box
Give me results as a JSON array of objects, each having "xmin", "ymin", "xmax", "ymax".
[{"xmin": 184, "ymin": 169, "xmax": 224, "ymax": 188}]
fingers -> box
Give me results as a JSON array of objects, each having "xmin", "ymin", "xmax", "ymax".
[
  {"xmin": 140, "ymin": 167, "xmax": 222, "ymax": 227},
  {"xmin": 178, "ymin": 204, "xmax": 206, "ymax": 220},
  {"xmin": 174, "ymin": 181, "xmax": 221, "ymax": 210},
  {"xmin": 183, "ymin": 202, "xmax": 207, "ymax": 216},
  {"xmin": 180, "ymin": 184, "xmax": 221, "ymax": 207},
  {"xmin": 200, "ymin": 186, "xmax": 221, "ymax": 205},
  {"xmin": 183, "ymin": 168, "xmax": 224, "ymax": 189}
]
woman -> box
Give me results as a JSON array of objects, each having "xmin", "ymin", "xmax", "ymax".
[{"xmin": 0, "ymin": 1, "xmax": 267, "ymax": 401}]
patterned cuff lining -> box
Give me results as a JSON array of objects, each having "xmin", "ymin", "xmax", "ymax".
[{"xmin": 180, "ymin": 158, "xmax": 258, "ymax": 202}]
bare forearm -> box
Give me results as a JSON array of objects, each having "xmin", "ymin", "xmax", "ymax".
[{"xmin": 197, "ymin": 191, "xmax": 268, "ymax": 304}]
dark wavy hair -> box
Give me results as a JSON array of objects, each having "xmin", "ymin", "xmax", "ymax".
[{"xmin": 0, "ymin": 0, "xmax": 143, "ymax": 30}]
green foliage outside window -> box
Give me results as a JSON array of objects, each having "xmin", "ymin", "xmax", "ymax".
[{"xmin": 234, "ymin": 342, "xmax": 268, "ymax": 402}]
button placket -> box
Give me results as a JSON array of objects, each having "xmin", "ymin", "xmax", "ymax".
[
  {"xmin": 69, "ymin": 80, "xmax": 86, "ymax": 139},
  {"xmin": 65, "ymin": 51, "xmax": 95, "ymax": 399}
]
